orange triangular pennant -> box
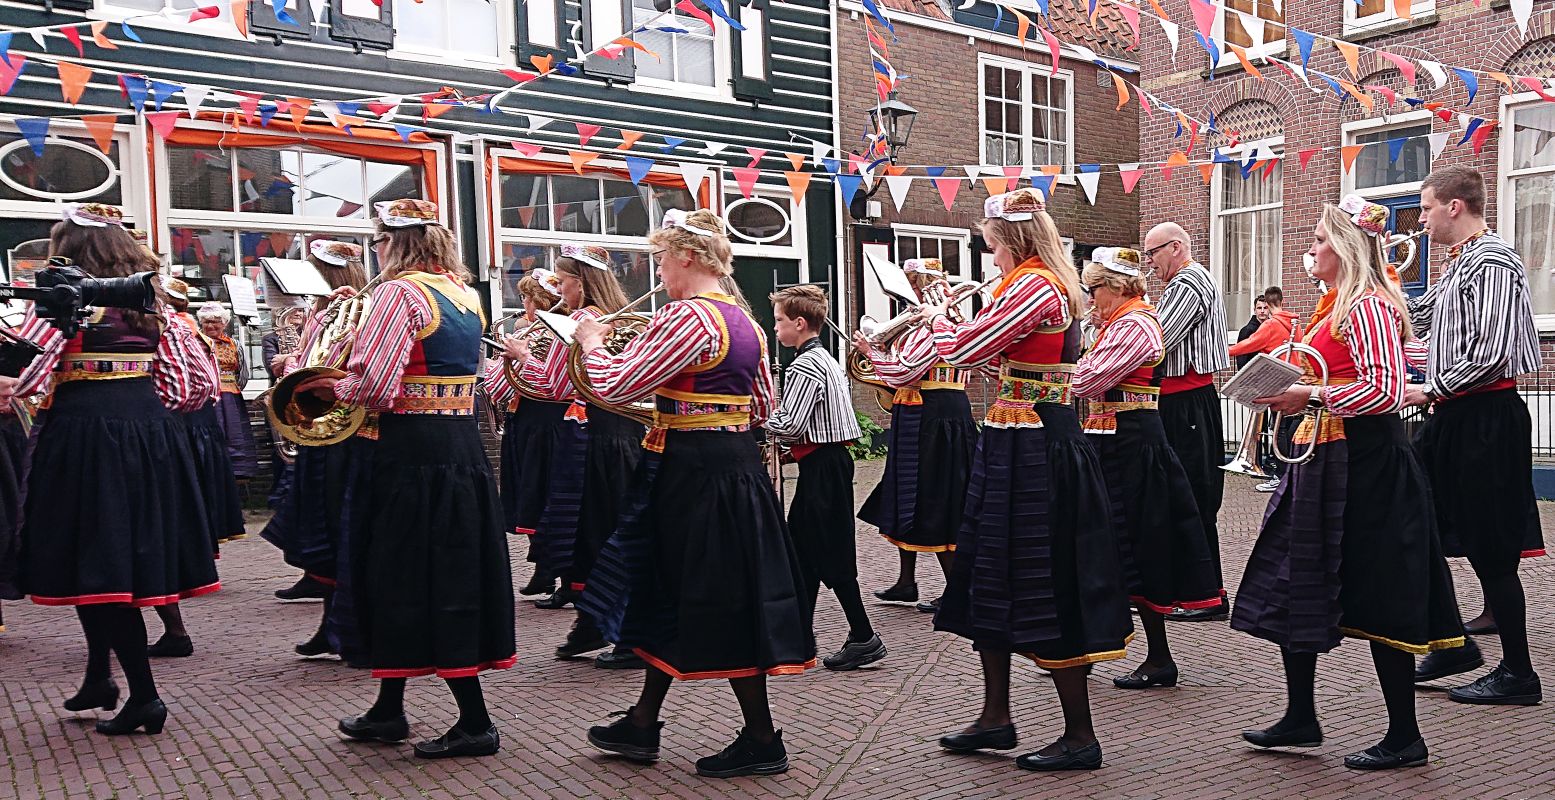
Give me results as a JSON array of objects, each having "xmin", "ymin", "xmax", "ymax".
[
  {"xmin": 1341, "ymin": 144, "xmax": 1365, "ymax": 174},
  {"xmin": 231, "ymin": 1, "xmax": 249, "ymax": 38},
  {"xmin": 1041, "ymin": 165, "xmax": 1063, "ymax": 176},
  {"xmin": 784, "ymin": 171, "xmax": 812, "ymax": 204},
  {"xmin": 1333, "ymin": 40, "xmax": 1361, "ymax": 79},
  {"xmin": 617, "ymin": 130, "xmax": 644, "ymax": 150},
  {"xmin": 568, "ymin": 150, "xmax": 597, "ymax": 175},
  {"xmin": 531, "ymin": 54, "xmax": 555, "ymax": 74},
  {"xmin": 981, "ymin": 177, "xmax": 1009, "ymax": 195},
  {"xmin": 786, "ymin": 152, "xmax": 805, "ymax": 171},
  {"xmin": 89, "ymin": 21, "xmax": 118, "ymax": 50},
  {"xmin": 1197, "ymin": 163, "xmax": 1215, "ymax": 184},
  {"xmin": 1392, "ymin": 0, "xmax": 1411, "ymax": 21},
  {"xmin": 81, "ymin": 114, "xmax": 117, "ymax": 154},
  {"xmin": 287, "ymin": 97, "xmax": 311, "ymax": 128},
  {"xmin": 422, "ymin": 103, "xmax": 455, "ymax": 119},
  {"xmin": 1487, "ymin": 71, "xmax": 1515, "ymax": 91},
  {"xmin": 1162, "ymin": 151, "xmax": 1189, "ymax": 181},
  {"xmin": 1227, "ymin": 44, "xmax": 1262, "ymax": 80},
  {"xmin": 1112, "ymin": 73, "xmax": 1130, "ymax": 109},
  {"xmin": 1338, "ymin": 80, "xmax": 1374, "ymax": 112},
  {"xmin": 56, "ymin": 61, "xmax": 92, "ymax": 105}
]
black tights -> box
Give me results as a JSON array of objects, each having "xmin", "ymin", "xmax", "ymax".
[
  {"xmin": 808, "ymin": 578, "xmax": 874, "ymax": 642},
  {"xmin": 1480, "ymin": 572, "xmax": 1533, "ymax": 676},
  {"xmin": 892, "ymin": 550, "xmax": 954, "ymax": 586},
  {"xmin": 152, "ymin": 602, "xmax": 187, "ymax": 638},
  {"xmin": 1136, "ymin": 606, "xmax": 1173, "ymax": 669},
  {"xmin": 1271, "ymin": 644, "xmax": 1420, "ymax": 750},
  {"xmin": 971, "ymin": 650, "xmax": 1095, "ymax": 749},
  {"xmin": 626, "ymin": 665, "xmax": 776, "ymax": 743},
  {"xmin": 75, "ymin": 606, "xmax": 157, "ymax": 706},
  {"xmin": 366, "ymin": 676, "xmax": 491, "ymax": 734}
]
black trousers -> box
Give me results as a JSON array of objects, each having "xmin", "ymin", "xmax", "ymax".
[{"xmin": 1158, "ymin": 385, "xmax": 1226, "ymax": 592}]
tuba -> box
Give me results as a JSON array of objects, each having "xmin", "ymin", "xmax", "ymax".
[
  {"xmin": 265, "ymin": 274, "xmax": 386, "ymax": 447},
  {"xmin": 565, "ymin": 284, "xmax": 661, "ymax": 425}
]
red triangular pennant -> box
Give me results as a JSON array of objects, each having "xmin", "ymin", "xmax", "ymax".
[
  {"xmin": 933, "ymin": 178, "xmax": 959, "ymax": 211},
  {"xmin": 1298, "ymin": 149, "xmax": 1318, "ymax": 171},
  {"xmin": 575, "ymin": 122, "xmax": 601, "ymax": 146},
  {"xmin": 732, "ymin": 166, "xmax": 761, "ymax": 198},
  {"xmin": 145, "ymin": 111, "xmax": 180, "ymax": 139}
]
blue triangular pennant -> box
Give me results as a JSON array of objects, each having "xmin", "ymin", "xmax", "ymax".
[
  {"xmin": 1403, "ymin": 96, "xmax": 1425, "ymax": 107},
  {"xmin": 121, "ymin": 22, "xmax": 143, "ymax": 43},
  {"xmin": 1387, "ymin": 137, "xmax": 1406, "ymax": 163},
  {"xmin": 835, "ymin": 173, "xmax": 863, "ymax": 202},
  {"xmin": 661, "ymin": 135, "xmax": 687, "ymax": 152},
  {"xmin": 124, "ymin": 77, "xmax": 149, "ymax": 113},
  {"xmin": 1318, "ymin": 73, "xmax": 1345, "ymax": 98},
  {"xmin": 1078, "ymin": 163, "xmax": 1100, "ymax": 174},
  {"xmin": 149, "ymin": 81, "xmax": 182, "ymax": 112},
  {"xmin": 1240, "ymin": 158, "xmax": 1257, "ymax": 179},
  {"xmin": 701, "ymin": 0, "xmax": 747, "ymax": 31},
  {"xmin": 1034, "ymin": 0, "xmax": 1048, "ymax": 14},
  {"xmin": 1459, "ymin": 118, "xmax": 1484, "ymax": 146},
  {"xmin": 1451, "ymin": 68, "xmax": 1479, "ymax": 105},
  {"xmin": 16, "ymin": 118, "xmax": 49, "ymax": 157},
  {"xmin": 992, "ymin": 3, "xmax": 1003, "ymax": 29},
  {"xmin": 270, "ymin": 0, "xmax": 299, "ymax": 25},
  {"xmin": 553, "ymin": 63, "xmax": 578, "ymax": 77},
  {"xmin": 1293, "ymin": 29, "xmax": 1315, "ymax": 69},
  {"xmin": 624, "ymin": 155, "xmax": 654, "ymax": 185},
  {"xmin": 924, "ymin": 166, "xmax": 946, "ymax": 178},
  {"xmin": 1029, "ymin": 174, "xmax": 1056, "ymax": 200},
  {"xmin": 1213, "ymin": 150, "xmax": 1234, "ymax": 163},
  {"xmin": 822, "ymin": 158, "xmax": 841, "ymax": 175},
  {"xmin": 393, "ymin": 124, "xmax": 416, "ymax": 143},
  {"xmin": 259, "ymin": 103, "xmax": 279, "ymax": 127},
  {"xmin": 1195, "ymin": 33, "xmax": 1220, "ymax": 68},
  {"xmin": 861, "ymin": 0, "xmax": 894, "ymax": 34},
  {"xmin": 0, "ymin": 33, "xmax": 11, "ymax": 67},
  {"xmin": 336, "ymin": 101, "xmax": 360, "ymax": 118}
]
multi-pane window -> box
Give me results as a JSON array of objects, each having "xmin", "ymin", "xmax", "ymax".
[
  {"xmin": 1503, "ymin": 102, "xmax": 1555, "ymax": 315},
  {"xmin": 981, "ymin": 59, "xmax": 1071, "ymax": 168},
  {"xmin": 1219, "ymin": 0, "xmax": 1285, "ymax": 53},
  {"xmin": 634, "ymin": 0, "xmax": 718, "ymax": 88},
  {"xmin": 1347, "ymin": 0, "xmax": 1436, "ymax": 33},
  {"xmin": 165, "ymin": 145, "xmax": 421, "ymax": 219},
  {"xmin": 394, "ymin": 0, "xmax": 501, "ymax": 59},
  {"xmin": 1214, "ymin": 158, "xmax": 1283, "ymax": 327},
  {"xmin": 895, "ymin": 233, "xmax": 966, "ymax": 282},
  {"xmin": 1352, "ymin": 123, "xmax": 1432, "ymax": 192}
]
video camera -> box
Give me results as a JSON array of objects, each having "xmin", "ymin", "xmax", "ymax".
[{"xmin": 0, "ymin": 258, "xmax": 159, "ymax": 377}]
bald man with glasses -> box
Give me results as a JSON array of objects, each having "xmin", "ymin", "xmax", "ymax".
[{"xmin": 1142, "ymin": 223, "xmax": 1230, "ymax": 621}]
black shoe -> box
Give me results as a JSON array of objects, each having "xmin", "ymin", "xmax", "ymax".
[
  {"xmin": 1344, "ymin": 738, "xmax": 1429, "ymax": 770},
  {"xmin": 872, "ymin": 583, "xmax": 918, "ymax": 603},
  {"xmin": 1167, "ymin": 603, "xmax": 1229, "ymax": 622},
  {"xmin": 1015, "ymin": 739, "xmax": 1103, "ymax": 771},
  {"xmin": 695, "ymin": 729, "xmax": 788, "ymax": 778},
  {"xmin": 533, "ymin": 589, "xmax": 576, "ymax": 610},
  {"xmin": 295, "ymin": 634, "xmax": 335, "ymax": 658},
  {"xmin": 556, "ymin": 626, "xmax": 609, "ymax": 660},
  {"xmin": 587, "ymin": 709, "xmax": 662, "ymax": 763},
  {"xmin": 823, "ymin": 634, "xmax": 887, "ymax": 671},
  {"xmin": 1241, "ymin": 721, "xmax": 1323, "ymax": 749},
  {"xmin": 1463, "ymin": 619, "xmax": 1499, "ymax": 636},
  {"xmin": 338, "ymin": 713, "xmax": 410, "ymax": 743},
  {"xmin": 519, "ymin": 572, "xmax": 557, "ymax": 597},
  {"xmin": 1415, "ymin": 639, "xmax": 1484, "ymax": 683},
  {"xmin": 595, "ymin": 649, "xmax": 646, "ymax": 670},
  {"xmin": 413, "ymin": 725, "xmax": 500, "ymax": 759},
  {"xmin": 1112, "ymin": 664, "xmax": 1179, "ymax": 690},
  {"xmin": 95, "ymin": 699, "xmax": 167, "ymax": 736},
  {"xmin": 1447, "ymin": 663, "xmax": 1542, "ymax": 706},
  {"xmin": 915, "ymin": 597, "xmax": 941, "ymax": 613},
  {"xmin": 147, "ymin": 634, "xmax": 193, "ymax": 658},
  {"xmin": 275, "ymin": 576, "xmax": 330, "ymax": 602},
  {"xmin": 939, "ymin": 723, "xmax": 1017, "ymax": 753},
  {"xmin": 63, "ymin": 680, "xmax": 119, "ymax": 713}
]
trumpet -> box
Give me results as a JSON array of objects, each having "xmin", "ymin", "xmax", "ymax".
[
  {"xmin": 565, "ymin": 283, "xmax": 663, "ymax": 425},
  {"xmin": 265, "ymin": 273, "xmax": 386, "ymax": 447}
]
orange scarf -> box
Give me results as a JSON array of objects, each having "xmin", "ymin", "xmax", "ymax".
[
  {"xmin": 992, "ymin": 256, "xmax": 1068, "ymax": 300},
  {"xmin": 1098, "ymin": 296, "xmax": 1154, "ymax": 333}
]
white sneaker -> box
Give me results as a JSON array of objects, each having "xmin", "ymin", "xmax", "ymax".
[{"xmin": 1255, "ymin": 478, "xmax": 1280, "ymax": 493}]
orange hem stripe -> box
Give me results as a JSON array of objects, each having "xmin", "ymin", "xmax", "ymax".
[
  {"xmin": 371, "ymin": 656, "xmax": 518, "ymax": 680},
  {"xmin": 1022, "ymin": 633, "xmax": 1134, "ymax": 670},
  {"xmin": 1339, "ymin": 627, "xmax": 1466, "ymax": 656},
  {"xmin": 632, "ymin": 648, "xmax": 816, "ymax": 681},
  {"xmin": 880, "ymin": 533, "xmax": 955, "ymax": 553}
]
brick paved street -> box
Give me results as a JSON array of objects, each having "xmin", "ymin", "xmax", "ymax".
[{"xmin": 2, "ymin": 462, "xmax": 1552, "ymax": 799}]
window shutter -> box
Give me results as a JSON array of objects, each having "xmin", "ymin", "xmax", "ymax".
[
  {"xmin": 328, "ymin": 0, "xmax": 393, "ymax": 50},
  {"xmin": 45, "ymin": 0, "xmax": 95, "ymax": 11},
  {"xmin": 516, "ymin": 0, "xmax": 568, "ymax": 63},
  {"xmin": 731, "ymin": 0, "xmax": 773, "ymax": 102},
  {"xmin": 582, "ymin": 0, "xmax": 636, "ymax": 82},
  {"xmin": 251, "ymin": 0, "xmax": 316, "ymax": 42}
]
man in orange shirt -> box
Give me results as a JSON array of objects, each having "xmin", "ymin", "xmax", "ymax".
[{"xmin": 1228, "ymin": 287, "xmax": 1296, "ymax": 492}]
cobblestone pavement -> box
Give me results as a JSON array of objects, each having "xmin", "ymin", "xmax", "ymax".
[{"xmin": 2, "ymin": 461, "xmax": 1552, "ymax": 800}]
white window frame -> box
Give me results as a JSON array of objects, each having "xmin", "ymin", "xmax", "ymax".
[
  {"xmin": 0, "ymin": 117, "xmax": 150, "ymax": 230},
  {"xmin": 977, "ymin": 53, "xmax": 1075, "ymax": 175},
  {"xmin": 722, "ymin": 183, "xmax": 806, "ymax": 262},
  {"xmin": 1340, "ymin": 111, "xmax": 1433, "ymax": 199},
  {"xmin": 1345, "ymin": 0, "xmax": 1436, "ymax": 37},
  {"xmin": 1498, "ymin": 91, "xmax": 1555, "ymax": 331},
  {"xmin": 1210, "ymin": 0, "xmax": 1286, "ymax": 64},
  {"xmin": 628, "ymin": 0, "xmax": 734, "ymax": 101},
  {"xmin": 388, "ymin": 0, "xmax": 513, "ymax": 68},
  {"xmin": 90, "ymin": 0, "xmax": 251, "ymax": 41},
  {"xmin": 891, "ymin": 223, "xmax": 973, "ymax": 282},
  {"xmin": 1209, "ymin": 136, "xmax": 1284, "ymax": 336}
]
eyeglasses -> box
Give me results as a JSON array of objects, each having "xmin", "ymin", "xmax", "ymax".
[
  {"xmin": 371, "ymin": 236, "xmax": 389, "ymax": 247},
  {"xmin": 1142, "ymin": 241, "xmax": 1175, "ymax": 259},
  {"xmin": 1080, "ymin": 283, "xmax": 1095, "ymax": 296},
  {"xmin": 650, "ymin": 249, "xmax": 667, "ymax": 258}
]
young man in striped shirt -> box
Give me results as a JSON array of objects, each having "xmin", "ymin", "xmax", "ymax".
[
  {"xmin": 766, "ymin": 285, "xmax": 885, "ymax": 672},
  {"xmin": 1141, "ymin": 223, "xmax": 1231, "ymax": 621},
  {"xmin": 1406, "ymin": 165, "xmax": 1543, "ymax": 706}
]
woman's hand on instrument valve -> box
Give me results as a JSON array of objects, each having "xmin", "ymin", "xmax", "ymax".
[
  {"xmin": 499, "ymin": 334, "xmax": 528, "ymax": 362},
  {"xmin": 851, "ymin": 331, "xmax": 873, "ymax": 356},
  {"xmin": 575, "ymin": 318, "xmax": 609, "ymax": 354}
]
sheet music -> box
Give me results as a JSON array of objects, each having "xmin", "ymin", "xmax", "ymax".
[
  {"xmin": 865, "ymin": 252, "xmax": 920, "ymax": 305},
  {"xmin": 260, "ymin": 258, "xmax": 332, "ymax": 297},
  {"xmin": 536, "ymin": 310, "xmax": 578, "ymax": 346},
  {"xmin": 222, "ymin": 275, "xmax": 261, "ymax": 319},
  {"xmin": 1220, "ymin": 353, "xmax": 1304, "ymax": 408}
]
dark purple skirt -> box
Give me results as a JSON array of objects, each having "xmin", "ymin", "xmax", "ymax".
[
  {"xmin": 182, "ymin": 401, "xmax": 246, "ymax": 550},
  {"xmin": 0, "ymin": 414, "xmax": 29, "ymax": 601},
  {"xmin": 532, "ymin": 415, "xmax": 587, "ymax": 579},
  {"xmin": 1089, "ymin": 409, "xmax": 1223, "ymax": 613},
  {"xmin": 499, "ymin": 398, "xmax": 570, "ymax": 535},
  {"xmin": 570, "ymin": 406, "xmax": 644, "ymax": 590},
  {"xmin": 858, "ymin": 389, "xmax": 975, "ymax": 553},
  {"xmin": 579, "ymin": 430, "xmax": 814, "ymax": 680},
  {"xmin": 213, "ymin": 392, "xmax": 259, "ymax": 479},
  {"xmin": 933, "ymin": 404, "xmax": 1133, "ymax": 668},
  {"xmin": 1232, "ymin": 414, "xmax": 1465, "ymax": 654}
]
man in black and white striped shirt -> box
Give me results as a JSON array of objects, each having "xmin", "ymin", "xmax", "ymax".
[
  {"xmin": 1142, "ymin": 222, "xmax": 1231, "ymax": 621},
  {"xmin": 1406, "ymin": 166, "xmax": 1543, "ymax": 706},
  {"xmin": 766, "ymin": 285, "xmax": 882, "ymax": 673}
]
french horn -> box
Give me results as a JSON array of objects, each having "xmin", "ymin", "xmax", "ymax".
[
  {"xmin": 265, "ymin": 273, "xmax": 386, "ymax": 447},
  {"xmin": 565, "ymin": 284, "xmax": 661, "ymax": 425}
]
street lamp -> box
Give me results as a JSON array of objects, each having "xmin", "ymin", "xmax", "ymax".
[{"xmin": 866, "ymin": 91, "xmax": 918, "ymax": 163}]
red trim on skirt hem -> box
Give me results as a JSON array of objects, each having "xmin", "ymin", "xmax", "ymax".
[
  {"xmin": 30, "ymin": 581, "xmax": 222, "ymax": 608},
  {"xmin": 513, "ymin": 527, "xmax": 536, "ymax": 536},
  {"xmin": 568, "ymin": 582, "xmax": 586, "ymax": 592},
  {"xmin": 370, "ymin": 656, "xmax": 517, "ymax": 679},
  {"xmin": 305, "ymin": 573, "xmax": 338, "ymax": 588},
  {"xmin": 633, "ymin": 648, "xmax": 816, "ymax": 681},
  {"xmin": 1521, "ymin": 548, "xmax": 1546, "ymax": 558}
]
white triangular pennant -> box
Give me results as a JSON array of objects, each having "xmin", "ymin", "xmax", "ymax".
[
  {"xmin": 1242, "ymin": 12, "xmax": 1264, "ymax": 57},
  {"xmin": 30, "ymin": 30, "xmax": 46, "ymax": 49},
  {"xmin": 1070, "ymin": 43, "xmax": 1101, "ymax": 64},
  {"xmin": 378, "ymin": 96, "xmax": 403, "ymax": 120},
  {"xmin": 1428, "ymin": 132, "xmax": 1449, "ymax": 161},
  {"xmin": 1272, "ymin": 0, "xmax": 1282, "ymax": 15},
  {"xmin": 884, "ymin": 175, "xmax": 913, "ymax": 211},
  {"xmin": 811, "ymin": 139, "xmax": 830, "ymax": 167},
  {"xmin": 679, "ymin": 163, "xmax": 711, "ymax": 197},
  {"xmin": 962, "ymin": 165, "xmax": 980, "ymax": 180},
  {"xmin": 311, "ymin": 0, "xmax": 328, "ymax": 24},
  {"xmin": 526, "ymin": 114, "xmax": 554, "ymax": 131},
  {"xmin": 316, "ymin": 100, "xmax": 342, "ymax": 126},
  {"xmin": 1076, "ymin": 170, "xmax": 1101, "ymax": 205},
  {"xmin": 1159, "ymin": 19, "xmax": 1180, "ymax": 62},
  {"xmin": 1513, "ymin": 0, "xmax": 1534, "ymax": 35},
  {"xmin": 183, "ymin": 85, "xmax": 210, "ymax": 119},
  {"xmin": 1420, "ymin": 60, "xmax": 1447, "ymax": 91},
  {"xmin": 700, "ymin": 142, "xmax": 728, "ymax": 157}
]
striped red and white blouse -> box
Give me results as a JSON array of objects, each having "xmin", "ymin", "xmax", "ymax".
[
  {"xmin": 928, "ymin": 271, "xmax": 1069, "ymax": 367},
  {"xmin": 1073, "ymin": 310, "xmax": 1163, "ymax": 399},
  {"xmin": 1314, "ymin": 294, "xmax": 1408, "ymax": 417},
  {"xmin": 515, "ymin": 307, "xmax": 600, "ymax": 403},
  {"xmin": 15, "ymin": 305, "xmax": 217, "ymax": 413}
]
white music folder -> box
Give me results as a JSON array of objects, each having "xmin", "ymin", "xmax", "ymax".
[{"xmin": 260, "ymin": 258, "xmax": 332, "ymax": 297}]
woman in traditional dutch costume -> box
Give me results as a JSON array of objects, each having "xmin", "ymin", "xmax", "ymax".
[
  {"xmin": 0, "ymin": 354, "xmax": 33, "ymax": 634},
  {"xmin": 261, "ymin": 240, "xmax": 376, "ymax": 664},
  {"xmin": 923, "ymin": 189, "xmax": 1132, "ymax": 772},
  {"xmin": 296, "ymin": 199, "xmax": 515, "ymax": 759},
  {"xmin": 14, "ymin": 204, "xmax": 220, "ymax": 735},
  {"xmin": 855, "ymin": 258, "xmax": 976, "ymax": 612},
  {"xmin": 485, "ymin": 268, "xmax": 569, "ymax": 597},
  {"xmin": 1232, "ymin": 197, "xmax": 1465, "ymax": 770},
  {"xmin": 197, "ymin": 303, "xmax": 260, "ymax": 480},
  {"xmin": 1072, "ymin": 248, "xmax": 1223, "ymax": 690},
  {"xmin": 579, "ymin": 209, "xmax": 813, "ymax": 778}
]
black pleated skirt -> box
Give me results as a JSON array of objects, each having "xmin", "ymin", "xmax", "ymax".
[
  {"xmin": 499, "ymin": 398, "xmax": 570, "ymax": 535},
  {"xmin": 21, "ymin": 379, "xmax": 219, "ymax": 607},
  {"xmin": 1158, "ymin": 385, "xmax": 1225, "ymax": 574},
  {"xmin": 213, "ymin": 392, "xmax": 259, "ymax": 479},
  {"xmin": 1089, "ymin": 410, "xmax": 1223, "ymax": 613},
  {"xmin": 789, "ymin": 443, "xmax": 859, "ymax": 589},
  {"xmin": 858, "ymin": 389, "xmax": 975, "ymax": 553},
  {"xmin": 0, "ymin": 414, "xmax": 29, "ymax": 601},
  {"xmin": 357, "ymin": 414, "xmax": 514, "ymax": 679},
  {"xmin": 182, "ymin": 400, "xmax": 246, "ymax": 550},
  {"xmin": 579, "ymin": 429, "xmax": 815, "ymax": 680},
  {"xmin": 1414, "ymin": 389, "xmax": 1545, "ymax": 577},
  {"xmin": 1232, "ymin": 414, "xmax": 1465, "ymax": 655},
  {"xmin": 533, "ymin": 416, "xmax": 588, "ymax": 579},
  {"xmin": 934, "ymin": 404, "xmax": 1133, "ymax": 668},
  {"xmin": 570, "ymin": 407, "xmax": 645, "ymax": 590}
]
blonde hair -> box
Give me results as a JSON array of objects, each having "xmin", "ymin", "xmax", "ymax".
[
  {"xmin": 375, "ymin": 222, "xmax": 471, "ymax": 283},
  {"xmin": 1080, "ymin": 262, "xmax": 1147, "ymax": 298},
  {"xmin": 907, "ymin": 269, "xmax": 943, "ymax": 298},
  {"xmin": 554, "ymin": 256, "xmax": 630, "ymax": 314},
  {"xmin": 648, "ymin": 209, "xmax": 733, "ymax": 277},
  {"xmin": 516, "ymin": 274, "xmax": 567, "ymax": 313},
  {"xmin": 770, "ymin": 284, "xmax": 829, "ymax": 329},
  {"xmin": 1318, "ymin": 204, "xmax": 1412, "ymax": 339},
  {"xmin": 978, "ymin": 211, "xmax": 1084, "ymax": 317}
]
